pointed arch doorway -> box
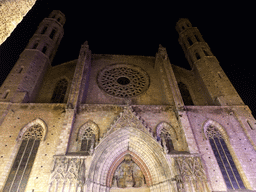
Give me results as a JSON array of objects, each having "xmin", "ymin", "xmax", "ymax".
[{"xmin": 87, "ymin": 127, "xmax": 174, "ymax": 192}]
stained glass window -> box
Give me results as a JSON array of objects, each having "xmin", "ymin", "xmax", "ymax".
[
  {"xmin": 3, "ymin": 124, "xmax": 43, "ymax": 192},
  {"xmin": 51, "ymin": 79, "xmax": 68, "ymax": 103},
  {"xmin": 207, "ymin": 126, "xmax": 245, "ymax": 190}
]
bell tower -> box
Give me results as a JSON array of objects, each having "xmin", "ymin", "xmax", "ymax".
[
  {"xmin": 0, "ymin": 10, "xmax": 65, "ymax": 103},
  {"xmin": 176, "ymin": 18, "xmax": 244, "ymax": 106}
]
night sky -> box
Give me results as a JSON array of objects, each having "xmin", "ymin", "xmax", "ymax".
[{"xmin": 0, "ymin": 1, "xmax": 255, "ymax": 116}]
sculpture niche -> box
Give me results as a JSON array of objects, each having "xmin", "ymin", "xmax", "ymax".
[
  {"xmin": 160, "ymin": 132, "xmax": 175, "ymax": 154},
  {"xmin": 112, "ymin": 154, "xmax": 145, "ymax": 188}
]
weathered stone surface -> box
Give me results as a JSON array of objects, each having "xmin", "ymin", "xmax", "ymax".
[{"xmin": 0, "ymin": 0, "xmax": 36, "ymax": 45}]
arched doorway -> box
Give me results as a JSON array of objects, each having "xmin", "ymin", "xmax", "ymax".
[{"xmin": 87, "ymin": 127, "xmax": 174, "ymax": 192}]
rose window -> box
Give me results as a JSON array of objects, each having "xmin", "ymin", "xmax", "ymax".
[{"xmin": 97, "ymin": 64, "xmax": 150, "ymax": 98}]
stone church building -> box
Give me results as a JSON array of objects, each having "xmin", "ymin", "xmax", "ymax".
[{"xmin": 0, "ymin": 10, "xmax": 256, "ymax": 192}]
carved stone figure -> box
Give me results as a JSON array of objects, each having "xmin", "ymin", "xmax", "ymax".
[
  {"xmin": 113, "ymin": 154, "xmax": 145, "ymax": 188},
  {"xmin": 175, "ymin": 175, "xmax": 184, "ymax": 192},
  {"xmin": 133, "ymin": 169, "xmax": 144, "ymax": 187},
  {"xmin": 160, "ymin": 132, "xmax": 174, "ymax": 154}
]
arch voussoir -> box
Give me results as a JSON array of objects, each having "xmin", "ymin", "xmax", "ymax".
[{"xmin": 87, "ymin": 127, "xmax": 173, "ymax": 191}]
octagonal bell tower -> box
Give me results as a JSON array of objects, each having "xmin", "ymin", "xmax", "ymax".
[
  {"xmin": 0, "ymin": 10, "xmax": 65, "ymax": 103},
  {"xmin": 176, "ymin": 18, "xmax": 244, "ymax": 106}
]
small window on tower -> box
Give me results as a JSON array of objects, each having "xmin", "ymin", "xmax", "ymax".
[
  {"xmin": 18, "ymin": 66, "xmax": 24, "ymax": 73},
  {"xmin": 32, "ymin": 42, "xmax": 39, "ymax": 49},
  {"xmin": 203, "ymin": 49, "xmax": 210, "ymax": 56},
  {"xmin": 195, "ymin": 52, "xmax": 201, "ymax": 60},
  {"xmin": 41, "ymin": 26, "xmax": 47, "ymax": 34},
  {"xmin": 3, "ymin": 90, "xmax": 10, "ymax": 99},
  {"xmin": 195, "ymin": 34, "xmax": 200, "ymax": 42},
  {"xmin": 42, "ymin": 46, "xmax": 47, "ymax": 54},
  {"xmin": 50, "ymin": 29, "xmax": 56, "ymax": 39},
  {"xmin": 187, "ymin": 37, "xmax": 193, "ymax": 46}
]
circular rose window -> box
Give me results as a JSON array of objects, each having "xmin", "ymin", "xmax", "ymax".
[{"xmin": 97, "ymin": 64, "xmax": 150, "ymax": 98}]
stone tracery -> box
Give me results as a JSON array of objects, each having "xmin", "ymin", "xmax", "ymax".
[
  {"xmin": 97, "ymin": 64, "xmax": 150, "ymax": 98},
  {"xmin": 156, "ymin": 122, "xmax": 178, "ymax": 153},
  {"xmin": 76, "ymin": 120, "xmax": 99, "ymax": 155}
]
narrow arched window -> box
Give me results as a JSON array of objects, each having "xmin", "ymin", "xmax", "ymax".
[
  {"xmin": 178, "ymin": 82, "xmax": 194, "ymax": 105},
  {"xmin": 206, "ymin": 126, "xmax": 246, "ymax": 190},
  {"xmin": 187, "ymin": 37, "xmax": 193, "ymax": 46},
  {"xmin": 156, "ymin": 122, "xmax": 177, "ymax": 154},
  {"xmin": 49, "ymin": 29, "xmax": 56, "ymax": 39},
  {"xmin": 3, "ymin": 124, "xmax": 43, "ymax": 192},
  {"xmin": 81, "ymin": 127, "xmax": 95, "ymax": 155},
  {"xmin": 41, "ymin": 26, "xmax": 48, "ymax": 34},
  {"xmin": 32, "ymin": 42, "xmax": 39, "ymax": 49},
  {"xmin": 51, "ymin": 79, "xmax": 68, "ymax": 103},
  {"xmin": 195, "ymin": 52, "xmax": 201, "ymax": 60},
  {"xmin": 42, "ymin": 45, "xmax": 48, "ymax": 54},
  {"xmin": 3, "ymin": 90, "xmax": 10, "ymax": 99}
]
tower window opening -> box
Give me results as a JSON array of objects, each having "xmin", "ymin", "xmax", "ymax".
[
  {"xmin": 41, "ymin": 26, "xmax": 47, "ymax": 34},
  {"xmin": 203, "ymin": 49, "xmax": 210, "ymax": 56},
  {"xmin": 18, "ymin": 66, "xmax": 24, "ymax": 73},
  {"xmin": 49, "ymin": 29, "xmax": 56, "ymax": 39},
  {"xmin": 32, "ymin": 42, "xmax": 38, "ymax": 49},
  {"xmin": 187, "ymin": 37, "xmax": 193, "ymax": 46},
  {"xmin": 42, "ymin": 46, "xmax": 48, "ymax": 54},
  {"xmin": 247, "ymin": 120, "xmax": 255, "ymax": 130},
  {"xmin": 218, "ymin": 72, "xmax": 223, "ymax": 79},
  {"xmin": 3, "ymin": 90, "xmax": 10, "ymax": 99},
  {"xmin": 195, "ymin": 34, "xmax": 200, "ymax": 42},
  {"xmin": 195, "ymin": 52, "xmax": 201, "ymax": 60},
  {"xmin": 57, "ymin": 17, "xmax": 61, "ymax": 22}
]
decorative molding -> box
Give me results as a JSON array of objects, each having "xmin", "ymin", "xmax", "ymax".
[
  {"xmin": 104, "ymin": 106, "xmax": 153, "ymax": 138},
  {"xmin": 48, "ymin": 156, "xmax": 86, "ymax": 191},
  {"xmin": 156, "ymin": 122, "xmax": 177, "ymax": 140},
  {"xmin": 17, "ymin": 118, "xmax": 47, "ymax": 141},
  {"xmin": 77, "ymin": 120, "xmax": 99, "ymax": 142},
  {"xmin": 79, "ymin": 104, "xmax": 123, "ymax": 113},
  {"xmin": 175, "ymin": 156, "xmax": 210, "ymax": 192}
]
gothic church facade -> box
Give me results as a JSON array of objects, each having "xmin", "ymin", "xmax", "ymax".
[{"xmin": 0, "ymin": 10, "xmax": 256, "ymax": 192}]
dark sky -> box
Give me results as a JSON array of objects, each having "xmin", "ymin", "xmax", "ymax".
[{"xmin": 0, "ymin": 1, "xmax": 255, "ymax": 116}]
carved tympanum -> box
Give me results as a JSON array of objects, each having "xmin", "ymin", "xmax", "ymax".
[{"xmin": 112, "ymin": 154, "xmax": 145, "ymax": 188}]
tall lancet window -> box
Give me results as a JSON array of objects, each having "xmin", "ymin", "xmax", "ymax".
[
  {"xmin": 3, "ymin": 124, "xmax": 43, "ymax": 192},
  {"xmin": 206, "ymin": 125, "xmax": 246, "ymax": 190},
  {"xmin": 51, "ymin": 79, "xmax": 68, "ymax": 103},
  {"xmin": 178, "ymin": 82, "xmax": 194, "ymax": 105}
]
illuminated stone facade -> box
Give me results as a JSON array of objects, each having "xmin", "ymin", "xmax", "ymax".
[
  {"xmin": 0, "ymin": 11, "xmax": 256, "ymax": 192},
  {"xmin": 0, "ymin": 0, "xmax": 36, "ymax": 45}
]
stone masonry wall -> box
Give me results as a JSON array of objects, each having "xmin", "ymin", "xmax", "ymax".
[
  {"xmin": 186, "ymin": 105, "xmax": 256, "ymax": 191},
  {"xmin": 0, "ymin": 102, "xmax": 66, "ymax": 191}
]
